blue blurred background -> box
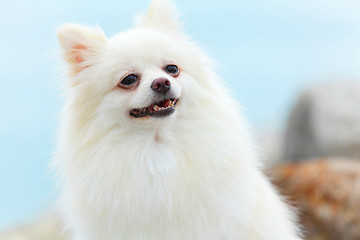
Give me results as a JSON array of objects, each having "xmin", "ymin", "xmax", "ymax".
[{"xmin": 1, "ymin": 0, "xmax": 360, "ymax": 231}]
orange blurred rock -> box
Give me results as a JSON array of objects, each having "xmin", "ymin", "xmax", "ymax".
[{"xmin": 271, "ymin": 158, "xmax": 360, "ymax": 240}]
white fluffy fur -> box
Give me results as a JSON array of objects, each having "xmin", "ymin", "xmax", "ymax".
[{"xmin": 54, "ymin": 0, "xmax": 302, "ymax": 239}]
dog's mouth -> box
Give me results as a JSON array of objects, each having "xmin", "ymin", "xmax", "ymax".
[{"xmin": 130, "ymin": 98, "xmax": 179, "ymax": 118}]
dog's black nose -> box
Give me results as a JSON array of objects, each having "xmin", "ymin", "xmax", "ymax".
[{"xmin": 151, "ymin": 77, "xmax": 171, "ymax": 94}]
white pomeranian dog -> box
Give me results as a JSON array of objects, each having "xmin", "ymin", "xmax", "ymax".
[{"xmin": 54, "ymin": 0, "xmax": 302, "ymax": 239}]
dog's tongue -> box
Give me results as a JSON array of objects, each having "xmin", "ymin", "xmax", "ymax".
[
  {"xmin": 155, "ymin": 98, "xmax": 171, "ymax": 108},
  {"xmin": 163, "ymin": 99, "xmax": 171, "ymax": 107}
]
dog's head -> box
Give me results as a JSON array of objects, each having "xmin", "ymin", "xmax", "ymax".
[{"xmin": 58, "ymin": 0, "xmax": 214, "ymax": 130}]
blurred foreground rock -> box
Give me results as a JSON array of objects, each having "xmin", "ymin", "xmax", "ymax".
[
  {"xmin": 283, "ymin": 81, "xmax": 360, "ymax": 161},
  {"xmin": 271, "ymin": 158, "xmax": 360, "ymax": 240},
  {"xmin": 0, "ymin": 214, "xmax": 64, "ymax": 240}
]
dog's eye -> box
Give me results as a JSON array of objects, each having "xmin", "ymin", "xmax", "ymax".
[
  {"xmin": 164, "ymin": 65, "xmax": 179, "ymax": 77},
  {"xmin": 119, "ymin": 74, "xmax": 139, "ymax": 88}
]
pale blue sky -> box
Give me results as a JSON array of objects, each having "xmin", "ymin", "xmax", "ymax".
[{"xmin": 1, "ymin": 0, "xmax": 360, "ymax": 230}]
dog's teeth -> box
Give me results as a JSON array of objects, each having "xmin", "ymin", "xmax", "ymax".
[{"xmin": 151, "ymin": 100, "xmax": 176, "ymax": 112}]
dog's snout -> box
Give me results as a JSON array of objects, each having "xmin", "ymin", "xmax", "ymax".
[{"xmin": 151, "ymin": 78, "xmax": 171, "ymax": 94}]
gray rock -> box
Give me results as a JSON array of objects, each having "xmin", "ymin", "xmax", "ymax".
[{"xmin": 283, "ymin": 81, "xmax": 360, "ymax": 161}]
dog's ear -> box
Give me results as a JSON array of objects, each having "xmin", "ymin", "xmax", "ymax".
[
  {"xmin": 136, "ymin": 0, "xmax": 182, "ymax": 34},
  {"xmin": 57, "ymin": 23, "xmax": 106, "ymax": 75}
]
